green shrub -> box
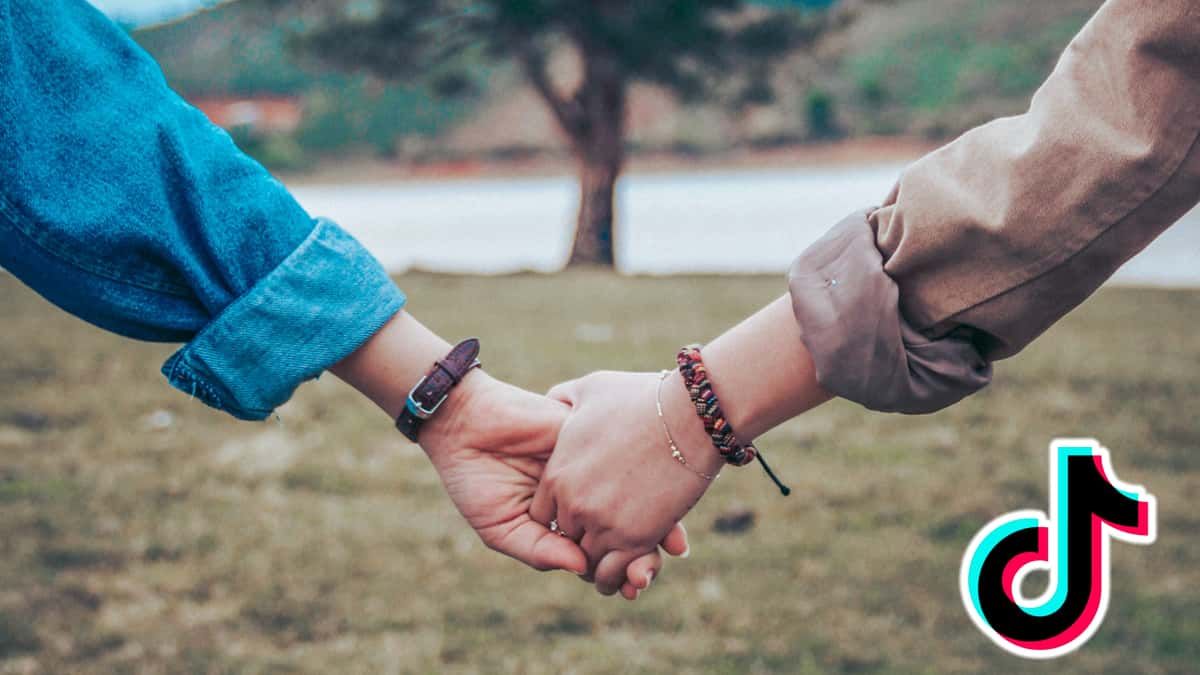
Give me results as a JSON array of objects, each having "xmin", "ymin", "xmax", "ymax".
[{"xmin": 805, "ymin": 88, "xmax": 840, "ymax": 139}]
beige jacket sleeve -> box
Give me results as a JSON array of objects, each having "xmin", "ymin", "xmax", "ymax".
[{"xmin": 788, "ymin": 0, "xmax": 1200, "ymax": 413}]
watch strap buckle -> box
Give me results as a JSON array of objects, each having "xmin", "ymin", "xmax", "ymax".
[{"xmin": 395, "ymin": 339, "xmax": 482, "ymax": 442}]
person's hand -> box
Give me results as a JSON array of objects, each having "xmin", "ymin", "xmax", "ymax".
[
  {"xmin": 420, "ymin": 370, "xmax": 688, "ymax": 597},
  {"xmin": 329, "ymin": 311, "xmax": 691, "ymax": 597},
  {"xmin": 532, "ymin": 370, "xmax": 723, "ymax": 596}
]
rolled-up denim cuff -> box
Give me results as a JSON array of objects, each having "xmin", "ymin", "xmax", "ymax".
[
  {"xmin": 161, "ymin": 218, "xmax": 405, "ymax": 420},
  {"xmin": 787, "ymin": 210, "xmax": 992, "ymax": 414}
]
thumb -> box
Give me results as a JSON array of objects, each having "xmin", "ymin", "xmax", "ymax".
[
  {"xmin": 504, "ymin": 392, "xmax": 569, "ymax": 457},
  {"xmin": 532, "ymin": 531, "xmax": 590, "ymax": 576},
  {"xmin": 493, "ymin": 517, "xmax": 588, "ymax": 575},
  {"xmin": 546, "ymin": 377, "xmax": 583, "ymax": 407}
]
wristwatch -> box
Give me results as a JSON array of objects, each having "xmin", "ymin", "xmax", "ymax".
[{"xmin": 395, "ymin": 338, "xmax": 482, "ymax": 442}]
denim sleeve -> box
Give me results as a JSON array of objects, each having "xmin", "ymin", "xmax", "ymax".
[{"xmin": 0, "ymin": 0, "xmax": 405, "ymax": 420}]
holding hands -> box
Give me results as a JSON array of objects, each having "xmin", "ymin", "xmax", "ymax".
[
  {"xmin": 418, "ymin": 369, "xmax": 691, "ymax": 594},
  {"xmin": 335, "ymin": 296, "xmax": 824, "ymax": 601},
  {"xmin": 330, "ymin": 310, "xmax": 690, "ymax": 598}
]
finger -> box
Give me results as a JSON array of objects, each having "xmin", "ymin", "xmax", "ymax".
[
  {"xmin": 488, "ymin": 516, "xmax": 588, "ymax": 575},
  {"xmin": 553, "ymin": 507, "xmax": 586, "ymax": 543},
  {"xmin": 528, "ymin": 482, "xmax": 556, "ymax": 528},
  {"xmin": 546, "ymin": 377, "xmax": 583, "ymax": 407},
  {"xmin": 620, "ymin": 581, "xmax": 640, "ymax": 601},
  {"xmin": 530, "ymin": 488, "xmax": 587, "ymax": 550},
  {"xmin": 624, "ymin": 550, "xmax": 663, "ymax": 592},
  {"xmin": 576, "ymin": 530, "xmax": 605, "ymax": 582},
  {"xmin": 660, "ymin": 521, "xmax": 690, "ymax": 558},
  {"xmin": 594, "ymin": 550, "xmax": 639, "ymax": 596}
]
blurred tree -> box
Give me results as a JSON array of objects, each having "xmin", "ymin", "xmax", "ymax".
[{"xmin": 273, "ymin": 0, "xmax": 862, "ymax": 266}]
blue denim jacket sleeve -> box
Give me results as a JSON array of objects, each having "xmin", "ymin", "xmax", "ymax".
[{"xmin": 0, "ymin": 0, "xmax": 406, "ymax": 420}]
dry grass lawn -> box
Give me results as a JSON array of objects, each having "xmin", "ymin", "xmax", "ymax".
[{"xmin": 1, "ymin": 272, "xmax": 1197, "ymax": 674}]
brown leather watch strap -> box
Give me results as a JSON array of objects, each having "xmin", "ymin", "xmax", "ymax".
[{"xmin": 395, "ymin": 338, "xmax": 482, "ymax": 443}]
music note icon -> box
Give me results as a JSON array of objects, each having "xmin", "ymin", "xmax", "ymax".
[{"xmin": 960, "ymin": 439, "xmax": 1156, "ymax": 659}]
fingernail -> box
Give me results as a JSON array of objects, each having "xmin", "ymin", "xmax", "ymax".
[
  {"xmin": 681, "ymin": 545, "xmax": 690, "ymax": 559},
  {"xmin": 644, "ymin": 571, "xmax": 655, "ymax": 588}
]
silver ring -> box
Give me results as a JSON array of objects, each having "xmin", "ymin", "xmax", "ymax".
[{"xmin": 549, "ymin": 519, "xmax": 570, "ymax": 537}]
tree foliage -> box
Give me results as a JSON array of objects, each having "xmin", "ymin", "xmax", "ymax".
[
  {"xmin": 282, "ymin": 1, "xmax": 848, "ymax": 108},
  {"xmin": 271, "ymin": 0, "xmax": 866, "ymax": 264}
]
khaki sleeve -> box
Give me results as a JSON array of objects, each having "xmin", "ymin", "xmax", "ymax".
[{"xmin": 788, "ymin": 0, "xmax": 1200, "ymax": 413}]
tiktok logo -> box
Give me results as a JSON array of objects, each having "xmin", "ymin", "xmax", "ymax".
[{"xmin": 960, "ymin": 439, "xmax": 1156, "ymax": 659}]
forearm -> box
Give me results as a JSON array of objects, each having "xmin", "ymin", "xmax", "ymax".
[{"xmin": 699, "ymin": 296, "xmax": 831, "ymax": 441}]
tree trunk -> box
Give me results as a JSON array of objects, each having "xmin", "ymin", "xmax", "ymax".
[
  {"xmin": 565, "ymin": 46, "xmax": 626, "ymax": 268},
  {"xmin": 518, "ymin": 41, "xmax": 625, "ymax": 267},
  {"xmin": 569, "ymin": 154, "xmax": 620, "ymax": 266}
]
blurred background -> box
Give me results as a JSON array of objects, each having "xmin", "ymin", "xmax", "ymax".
[{"xmin": 1, "ymin": 1, "xmax": 1197, "ymax": 673}]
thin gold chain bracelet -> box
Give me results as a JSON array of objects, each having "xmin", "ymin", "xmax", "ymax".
[{"xmin": 656, "ymin": 370, "xmax": 720, "ymax": 482}]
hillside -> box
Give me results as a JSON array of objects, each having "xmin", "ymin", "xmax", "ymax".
[
  {"xmin": 133, "ymin": 0, "xmax": 1103, "ymax": 168},
  {"xmin": 828, "ymin": 0, "xmax": 1101, "ymax": 137},
  {"xmin": 132, "ymin": 1, "xmax": 482, "ymax": 164},
  {"xmin": 133, "ymin": 1, "xmax": 310, "ymax": 96}
]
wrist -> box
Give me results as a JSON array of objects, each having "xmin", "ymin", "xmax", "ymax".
[
  {"xmin": 694, "ymin": 344, "xmax": 760, "ymax": 441},
  {"xmin": 673, "ymin": 345, "xmax": 793, "ymax": 496},
  {"xmin": 660, "ymin": 368, "xmax": 727, "ymax": 477},
  {"xmin": 418, "ymin": 367, "xmax": 490, "ymax": 455},
  {"xmin": 329, "ymin": 309, "xmax": 456, "ymax": 420},
  {"xmin": 696, "ymin": 295, "xmax": 830, "ymax": 440}
]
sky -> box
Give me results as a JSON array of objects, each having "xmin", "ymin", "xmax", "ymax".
[
  {"xmin": 89, "ymin": 0, "xmax": 830, "ymax": 26},
  {"xmin": 88, "ymin": 0, "xmax": 213, "ymax": 24}
]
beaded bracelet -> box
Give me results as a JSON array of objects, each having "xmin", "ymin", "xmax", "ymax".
[{"xmin": 677, "ymin": 344, "xmax": 790, "ymax": 496}]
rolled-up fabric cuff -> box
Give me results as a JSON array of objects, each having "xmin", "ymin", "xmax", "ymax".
[
  {"xmin": 787, "ymin": 210, "xmax": 992, "ymax": 414},
  {"xmin": 160, "ymin": 218, "xmax": 406, "ymax": 420}
]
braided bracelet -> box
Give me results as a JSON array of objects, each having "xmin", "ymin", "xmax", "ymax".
[
  {"xmin": 676, "ymin": 345, "xmax": 757, "ymax": 466},
  {"xmin": 676, "ymin": 344, "xmax": 791, "ymax": 496}
]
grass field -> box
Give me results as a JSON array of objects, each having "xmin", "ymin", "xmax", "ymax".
[{"xmin": 1, "ymin": 272, "xmax": 1197, "ymax": 674}]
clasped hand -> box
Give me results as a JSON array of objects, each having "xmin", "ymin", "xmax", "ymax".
[{"xmin": 421, "ymin": 370, "xmax": 717, "ymax": 600}]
